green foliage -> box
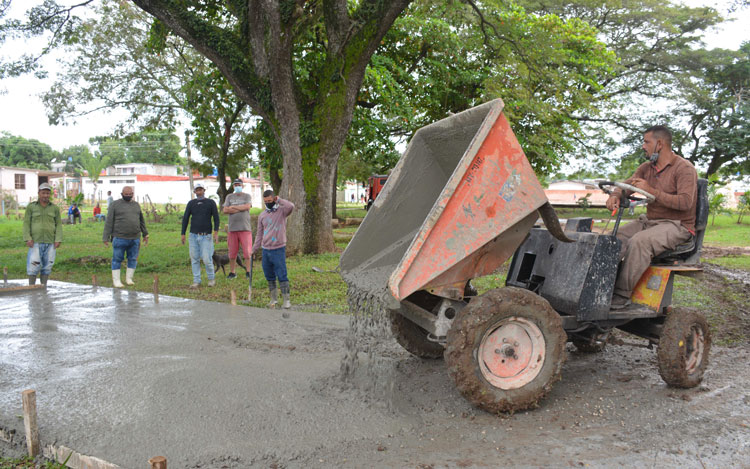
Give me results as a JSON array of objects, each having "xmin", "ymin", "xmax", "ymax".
[
  {"xmin": 42, "ymin": 0, "xmax": 256, "ymax": 203},
  {"xmin": 522, "ymin": 0, "xmax": 725, "ymax": 165},
  {"xmin": 577, "ymin": 192, "xmax": 592, "ymax": 211},
  {"xmin": 123, "ymin": 130, "xmax": 183, "ymax": 166},
  {"xmin": 706, "ymin": 173, "xmax": 729, "ymax": 225},
  {"xmin": 346, "ymin": 0, "xmax": 617, "ymax": 175},
  {"xmin": 671, "ymin": 43, "xmax": 750, "ymax": 176},
  {"xmin": 737, "ymin": 191, "xmax": 750, "ymax": 224},
  {"xmin": 1, "ymin": 189, "xmax": 19, "ymax": 211},
  {"xmin": 0, "ymin": 131, "xmax": 58, "ymax": 169},
  {"xmin": 87, "ymin": 130, "xmax": 182, "ymax": 166},
  {"xmin": 60, "ymin": 144, "xmax": 94, "ymax": 175},
  {"xmin": 65, "ymin": 192, "xmax": 84, "ymax": 207}
]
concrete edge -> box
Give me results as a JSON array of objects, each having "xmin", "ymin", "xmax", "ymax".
[{"xmin": 44, "ymin": 444, "xmax": 122, "ymax": 469}]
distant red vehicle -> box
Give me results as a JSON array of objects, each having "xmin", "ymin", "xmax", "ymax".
[{"xmin": 365, "ymin": 175, "xmax": 388, "ymax": 210}]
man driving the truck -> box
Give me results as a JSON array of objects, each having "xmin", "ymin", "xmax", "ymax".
[{"xmin": 606, "ymin": 125, "xmax": 698, "ymax": 309}]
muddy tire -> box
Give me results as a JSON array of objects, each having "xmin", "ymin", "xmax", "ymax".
[
  {"xmin": 445, "ymin": 287, "xmax": 566, "ymax": 413},
  {"xmin": 389, "ymin": 310, "xmax": 445, "ymax": 359},
  {"xmin": 657, "ymin": 308, "xmax": 711, "ymax": 388}
]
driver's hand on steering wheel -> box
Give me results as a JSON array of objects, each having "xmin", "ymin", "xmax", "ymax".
[
  {"xmin": 606, "ymin": 194, "xmax": 619, "ymax": 212},
  {"xmin": 630, "ymin": 178, "xmax": 655, "ymax": 196}
]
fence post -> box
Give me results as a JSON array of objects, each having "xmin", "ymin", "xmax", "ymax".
[
  {"xmin": 230, "ymin": 289, "xmax": 237, "ymax": 306},
  {"xmin": 22, "ymin": 390, "xmax": 39, "ymax": 457},
  {"xmin": 3, "ymin": 266, "xmax": 7, "ymax": 285},
  {"xmin": 148, "ymin": 456, "xmax": 167, "ymax": 469},
  {"xmin": 153, "ymin": 274, "xmax": 159, "ymax": 303}
]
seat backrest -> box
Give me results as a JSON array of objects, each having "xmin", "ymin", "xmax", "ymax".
[
  {"xmin": 695, "ymin": 178, "xmax": 709, "ymax": 230},
  {"xmin": 652, "ymin": 177, "xmax": 708, "ymax": 265}
]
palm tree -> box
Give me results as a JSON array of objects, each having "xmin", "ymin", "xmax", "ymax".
[{"xmin": 78, "ymin": 155, "xmax": 110, "ymax": 205}]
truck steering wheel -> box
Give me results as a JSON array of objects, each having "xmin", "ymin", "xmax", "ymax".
[{"xmin": 598, "ymin": 181, "xmax": 656, "ymax": 205}]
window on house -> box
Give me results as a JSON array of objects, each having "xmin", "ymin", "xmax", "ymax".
[{"xmin": 14, "ymin": 174, "xmax": 25, "ymax": 189}]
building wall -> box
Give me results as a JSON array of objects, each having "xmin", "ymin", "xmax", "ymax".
[
  {"xmin": 0, "ymin": 167, "xmax": 39, "ymax": 206},
  {"xmin": 544, "ymin": 189, "xmax": 609, "ymax": 207},
  {"xmin": 338, "ymin": 181, "xmax": 367, "ymax": 203},
  {"xmin": 72, "ymin": 175, "xmax": 264, "ymax": 207}
]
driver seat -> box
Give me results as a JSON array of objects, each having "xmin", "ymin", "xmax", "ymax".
[{"xmin": 651, "ymin": 178, "xmax": 709, "ymax": 265}]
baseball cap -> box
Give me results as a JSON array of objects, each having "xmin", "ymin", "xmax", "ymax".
[
  {"xmin": 39, "ymin": 183, "xmax": 52, "ymax": 191},
  {"xmin": 194, "ymin": 183, "xmax": 205, "ymax": 191},
  {"xmin": 232, "ymin": 178, "xmax": 243, "ymax": 185}
]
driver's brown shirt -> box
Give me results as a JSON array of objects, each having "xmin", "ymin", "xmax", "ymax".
[{"xmin": 625, "ymin": 152, "xmax": 697, "ymax": 233}]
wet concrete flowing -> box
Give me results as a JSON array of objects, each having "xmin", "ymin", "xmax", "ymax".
[
  {"xmin": 339, "ymin": 283, "xmax": 399, "ymax": 411},
  {"xmin": 2, "ymin": 281, "xmax": 749, "ymax": 468}
]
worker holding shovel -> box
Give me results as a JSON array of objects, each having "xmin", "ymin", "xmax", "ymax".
[{"xmin": 252, "ymin": 190, "xmax": 295, "ymax": 308}]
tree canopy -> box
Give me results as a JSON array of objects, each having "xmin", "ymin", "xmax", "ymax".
[
  {"xmin": 0, "ymin": 132, "xmax": 58, "ymax": 169},
  {"xmin": 41, "ymin": 0, "xmax": 262, "ymax": 205}
]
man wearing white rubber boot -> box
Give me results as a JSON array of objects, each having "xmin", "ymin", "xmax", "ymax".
[{"xmin": 103, "ymin": 186, "xmax": 149, "ymax": 288}]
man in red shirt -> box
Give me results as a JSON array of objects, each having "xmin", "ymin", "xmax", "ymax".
[{"xmin": 606, "ymin": 126, "xmax": 698, "ymax": 309}]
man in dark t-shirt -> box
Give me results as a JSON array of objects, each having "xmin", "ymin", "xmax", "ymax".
[{"xmin": 181, "ymin": 183, "xmax": 220, "ymax": 288}]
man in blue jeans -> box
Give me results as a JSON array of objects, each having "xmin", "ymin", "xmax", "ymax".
[
  {"xmin": 252, "ymin": 190, "xmax": 295, "ymax": 308},
  {"xmin": 102, "ymin": 186, "xmax": 149, "ymax": 288},
  {"xmin": 181, "ymin": 183, "xmax": 220, "ymax": 288},
  {"xmin": 23, "ymin": 183, "xmax": 62, "ymax": 285}
]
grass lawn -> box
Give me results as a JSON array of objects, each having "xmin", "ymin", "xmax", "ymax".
[
  {"xmin": 0, "ymin": 210, "xmax": 349, "ymax": 314},
  {"xmin": 2, "ymin": 205, "xmax": 748, "ymax": 343}
]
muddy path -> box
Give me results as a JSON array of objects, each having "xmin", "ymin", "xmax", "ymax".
[{"xmin": 1, "ymin": 282, "xmax": 749, "ymax": 468}]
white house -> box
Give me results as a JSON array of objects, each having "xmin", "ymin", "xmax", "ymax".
[
  {"xmin": 109, "ymin": 163, "xmax": 180, "ymax": 176},
  {"xmin": 544, "ymin": 180, "xmax": 609, "ymax": 207},
  {"xmin": 337, "ymin": 180, "xmax": 368, "ymax": 203},
  {"xmin": 0, "ymin": 166, "xmax": 65, "ymax": 208},
  {"xmin": 57, "ymin": 163, "xmax": 265, "ymax": 207}
]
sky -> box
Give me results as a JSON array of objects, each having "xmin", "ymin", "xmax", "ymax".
[{"xmin": 0, "ymin": 1, "xmax": 748, "ymax": 155}]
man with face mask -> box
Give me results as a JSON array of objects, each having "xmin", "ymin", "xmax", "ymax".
[
  {"xmin": 605, "ymin": 125, "xmax": 698, "ymax": 309},
  {"xmin": 223, "ymin": 178, "xmax": 253, "ymax": 279},
  {"xmin": 23, "ymin": 183, "xmax": 62, "ymax": 285},
  {"xmin": 102, "ymin": 186, "xmax": 149, "ymax": 288},
  {"xmin": 252, "ymin": 189, "xmax": 295, "ymax": 308}
]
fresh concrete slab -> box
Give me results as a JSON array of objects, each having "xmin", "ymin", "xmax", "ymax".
[{"xmin": 1, "ymin": 281, "xmax": 749, "ymax": 468}]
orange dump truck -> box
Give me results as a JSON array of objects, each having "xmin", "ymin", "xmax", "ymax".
[{"xmin": 340, "ymin": 99, "xmax": 711, "ymax": 413}]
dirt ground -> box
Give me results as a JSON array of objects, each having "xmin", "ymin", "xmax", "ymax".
[
  {"xmin": 2, "ymin": 260, "xmax": 750, "ymax": 468},
  {"xmin": 319, "ymin": 341, "xmax": 750, "ymax": 469}
]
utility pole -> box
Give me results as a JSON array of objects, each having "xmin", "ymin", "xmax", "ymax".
[{"xmin": 185, "ymin": 130, "xmax": 195, "ymax": 199}]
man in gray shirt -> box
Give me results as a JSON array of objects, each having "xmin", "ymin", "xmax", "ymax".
[
  {"xmin": 102, "ymin": 186, "xmax": 149, "ymax": 288},
  {"xmin": 223, "ymin": 178, "xmax": 253, "ymax": 279}
]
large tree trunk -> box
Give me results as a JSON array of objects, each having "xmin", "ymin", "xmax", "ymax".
[
  {"xmin": 131, "ymin": 0, "xmax": 411, "ymax": 254},
  {"xmin": 332, "ymin": 165, "xmax": 338, "ymax": 220}
]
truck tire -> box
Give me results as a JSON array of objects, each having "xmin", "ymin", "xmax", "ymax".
[
  {"xmin": 657, "ymin": 308, "xmax": 711, "ymax": 388},
  {"xmin": 389, "ymin": 310, "xmax": 445, "ymax": 359},
  {"xmin": 445, "ymin": 287, "xmax": 566, "ymax": 413}
]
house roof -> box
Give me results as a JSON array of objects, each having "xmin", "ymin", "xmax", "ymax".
[
  {"xmin": 0, "ymin": 165, "xmax": 40, "ymax": 173},
  {"xmin": 136, "ymin": 175, "xmax": 190, "ymax": 182}
]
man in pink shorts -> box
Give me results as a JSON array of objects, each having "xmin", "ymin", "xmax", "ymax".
[{"xmin": 223, "ymin": 178, "xmax": 253, "ymax": 279}]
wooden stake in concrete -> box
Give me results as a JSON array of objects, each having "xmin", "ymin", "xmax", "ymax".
[
  {"xmin": 91, "ymin": 274, "xmax": 97, "ymax": 287},
  {"xmin": 3, "ymin": 266, "xmax": 7, "ymax": 284},
  {"xmin": 230, "ymin": 289, "xmax": 237, "ymax": 305},
  {"xmin": 148, "ymin": 456, "xmax": 167, "ymax": 469},
  {"xmin": 153, "ymin": 274, "xmax": 159, "ymax": 304},
  {"xmin": 22, "ymin": 389, "xmax": 39, "ymax": 457}
]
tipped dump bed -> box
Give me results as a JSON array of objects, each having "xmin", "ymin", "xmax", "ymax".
[{"xmin": 340, "ymin": 99, "xmax": 549, "ymax": 306}]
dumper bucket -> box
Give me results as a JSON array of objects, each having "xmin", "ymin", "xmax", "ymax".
[{"xmin": 340, "ymin": 99, "xmax": 550, "ymax": 307}]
